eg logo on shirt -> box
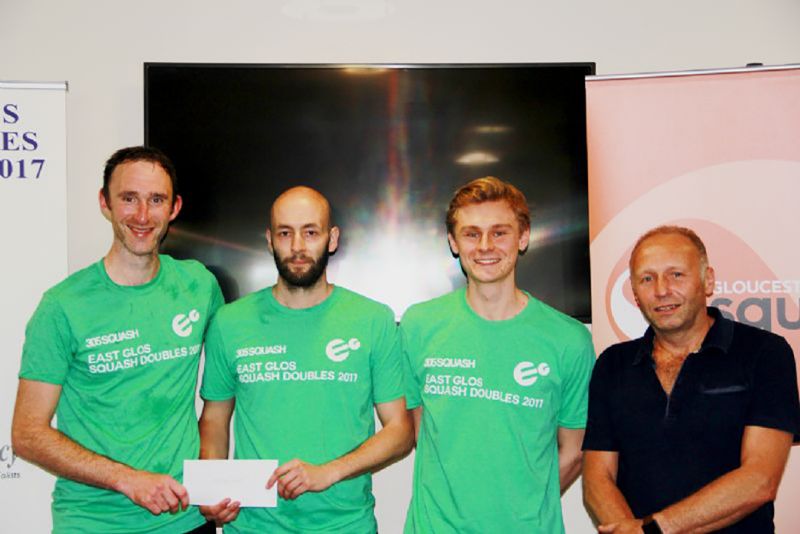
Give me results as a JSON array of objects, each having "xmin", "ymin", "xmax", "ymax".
[
  {"xmin": 172, "ymin": 309, "xmax": 201, "ymax": 338},
  {"xmin": 326, "ymin": 338, "xmax": 361, "ymax": 362},
  {"xmin": 513, "ymin": 361, "xmax": 551, "ymax": 387}
]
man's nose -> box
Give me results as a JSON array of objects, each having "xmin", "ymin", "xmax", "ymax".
[
  {"xmin": 291, "ymin": 232, "xmax": 304, "ymax": 252},
  {"xmin": 654, "ymin": 276, "xmax": 670, "ymax": 296},
  {"xmin": 135, "ymin": 201, "xmax": 149, "ymax": 222},
  {"xmin": 478, "ymin": 233, "xmax": 492, "ymax": 251}
]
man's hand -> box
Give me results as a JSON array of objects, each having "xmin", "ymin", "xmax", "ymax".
[
  {"xmin": 116, "ymin": 470, "xmax": 189, "ymax": 515},
  {"xmin": 267, "ymin": 459, "xmax": 338, "ymax": 500},
  {"xmin": 598, "ymin": 518, "xmax": 644, "ymax": 533},
  {"xmin": 199, "ymin": 498, "xmax": 241, "ymax": 526}
]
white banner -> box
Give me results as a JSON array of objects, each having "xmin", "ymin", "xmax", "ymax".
[{"xmin": 0, "ymin": 81, "xmax": 68, "ymax": 533}]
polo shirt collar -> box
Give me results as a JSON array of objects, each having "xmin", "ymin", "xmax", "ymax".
[{"xmin": 632, "ymin": 307, "xmax": 733, "ymax": 365}]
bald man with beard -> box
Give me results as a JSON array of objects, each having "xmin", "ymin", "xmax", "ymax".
[{"xmin": 197, "ymin": 187, "xmax": 413, "ymax": 533}]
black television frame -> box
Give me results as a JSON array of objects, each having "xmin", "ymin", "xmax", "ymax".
[{"xmin": 144, "ymin": 62, "xmax": 595, "ymax": 322}]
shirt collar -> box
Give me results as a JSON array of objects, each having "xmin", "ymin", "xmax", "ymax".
[{"xmin": 632, "ymin": 307, "xmax": 734, "ymax": 365}]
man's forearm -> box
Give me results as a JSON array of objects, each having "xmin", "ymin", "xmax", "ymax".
[
  {"xmin": 654, "ymin": 465, "xmax": 781, "ymax": 533},
  {"xmin": 559, "ymin": 448, "xmax": 582, "ymax": 494},
  {"xmin": 13, "ymin": 423, "xmax": 136, "ymax": 493},
  {"xmin": 651, "ymin": 427, "xmax": 792, "ymax": 534},
  {"xmin": 268, "ymin": 399, "xmax": 414, "ymax": 499},
  {"xmin": 557, "ymin": 427, "xmax": 586, "ymax": 495},
  {"xmin": 199, "ymin": 418, "xmax": 230, "ymax": 459},
  {"xmin": 325, "ymin": 415, "xmax": 413, "ymax": 483},
  {"xmin": 13, "ymin": 379, "xmax": 188, "ymax": 515},
  {"xmin": 583, "ymin": 472, "xmax": 635, "ymax": 525},
  {"xmin": 582, "ymin": 450, "xmax": 635, "ymax": 526}
]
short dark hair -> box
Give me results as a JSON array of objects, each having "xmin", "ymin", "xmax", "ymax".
[{"xmin": 102, "ymin": 146, "xmax": 177, "ymax": 201}]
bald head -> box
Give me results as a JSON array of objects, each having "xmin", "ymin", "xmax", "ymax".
[
  {"xmin": 267, "ymin": 186, "xmax": 339, "ymax": 289},
  {"xmin": 270, "ymin": 186, "xmax": 333, "ymax": 231},
  {"xmin": 630, "ymin": 225, "xmax": 709, "ymax": 275}
]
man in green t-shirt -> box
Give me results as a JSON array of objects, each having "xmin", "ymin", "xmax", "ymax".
[
  {"xmin": 198, "ymin": 186, "xmax": 413, "ymax": 533},
  {"xmin": 402, "ymin": 177, "xmax": 595, "ymax": 533},
  {"xmin": 12, "ymin": 146, "xmax": 223, "ymax": 533}
]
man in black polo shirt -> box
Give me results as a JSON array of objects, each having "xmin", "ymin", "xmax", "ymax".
[{"xmin": 582, "ymin": 225, "xmax": 800, "ymax": 533}]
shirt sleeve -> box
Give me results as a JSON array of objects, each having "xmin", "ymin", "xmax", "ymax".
[
  {"xmin": 399, "ymin": 321, "xmax": 422, "ymax": 410},
  {"xmin": 370, "ymin": 306, "xmax": 405, "ymax": 404},
  {"xmin": 582, "ymin": 348, "xmax": 620, "ymax": 451},
  {"xmin": 19, "ymin": 294, "xmax": 74, "ymax": 385},
  {"xmin": 200, "ymin": 315, "xmax": 236, "ymax": 401},
  {"xmin": 746, "ymin": 334, "xmax": 800, "ymax": 441},
  {"xmin": 557, "ymin": 326, "xmax": 596, "ymax": 429},
  {"xmin": 208, "ymin": 277, "xmax": 225, "ymax": 317}
]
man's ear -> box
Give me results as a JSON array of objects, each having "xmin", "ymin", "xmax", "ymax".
[
  {"xmin": 98, "ymin": 189, "xmax": 112, "ymax": 222},
  {"xmin": 518, "ymin": 226, "xmax": 531, "ymax": 255},
  {"xmin": 169, "ymin": 195, "xmax": 183, "ymax": 222},
  {"xmin": 265, "ymin": 228, "xmax": 274, "ymax": 254},
  {"xmin": 328, "ymin": 226, "xmax": 340, "ymax": 254},
  {"xmin": 704, "ymin": 266, "xmax": 716, "ymax": 297},
  {"xmin": 447, "ymin": 233, "xmax": 459, "ymax": 258}
]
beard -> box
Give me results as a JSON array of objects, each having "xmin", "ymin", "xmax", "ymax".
[{"xmin": 274, "ymin": 246, "xmax": 330, "ymax": 288}]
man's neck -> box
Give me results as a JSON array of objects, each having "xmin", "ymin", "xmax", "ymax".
[
  {"xmin": 653, "ymin": 312, "xmax": 715, "ymax": 359},
  {"xmin": 272, "ymin": 276, "xmax": 333, "ymax": 309},
  {"xmin": 103, "ymin": 247, "xmax": 161, "ymax": 286},
  {"xmin": 465, "ymin": 278, "xmax": 528, "ymax": 321}
]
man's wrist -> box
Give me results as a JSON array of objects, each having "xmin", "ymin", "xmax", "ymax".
[
  {"xmin": 322, "ymin": 459, "xmax": 345, "ymax": 487},
  {"xmin": 110, "ymin": 463, "xmax": 137, "ymax": 495},
  {"xmin": 641, "ymin": 514, "xmax": 663, "ymax": 534}
]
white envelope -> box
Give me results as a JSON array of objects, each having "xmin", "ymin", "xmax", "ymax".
[{"xmin": 184, "ymin": 459, "xmax": 278, "ymax": 507}]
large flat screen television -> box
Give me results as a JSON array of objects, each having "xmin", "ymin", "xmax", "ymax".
[{"xmin": 145, "ymin": 63, "xmax": 594, "ymax": 321}]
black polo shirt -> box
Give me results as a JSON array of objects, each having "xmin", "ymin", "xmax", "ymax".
[{"xmin": 583, "ymin": 308, "xmax": 800, "ymax": 533}]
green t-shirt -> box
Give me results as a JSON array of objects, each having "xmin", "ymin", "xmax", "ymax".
[
  {"xmin": 19, "ymin": 255, "xmax": 224, "ymax": 534},
  {"xmin": 402, "ymin": 288, "xmax": 595, "ymax": 534},
  {"xmin": 200, "ymin": 286, "xmax": 404, "ymax": 534}
]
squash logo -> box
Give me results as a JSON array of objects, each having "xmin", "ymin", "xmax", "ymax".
[
  {"xmin": 172, "ymin": 309, "xmax": 200, "ymax": 338},
  {"xmin": 513, "ymin": 361, "xmax": 550, "ymax": 387},
  {"xmin": 326, "ymin": 338, "xmax": 361, "ymax": 362}
]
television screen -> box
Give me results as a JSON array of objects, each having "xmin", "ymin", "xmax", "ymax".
[{"xmin": 145, "ymin": 63, "xmax": 594, "ymax": 321}]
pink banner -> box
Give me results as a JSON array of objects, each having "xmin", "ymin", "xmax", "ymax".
[{"xmin": 587, "ymin": 65, "xmax": 800, "ymax": 531}]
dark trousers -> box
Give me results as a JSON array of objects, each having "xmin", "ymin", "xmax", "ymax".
[{"xmin": 185, "ymin": 521, "xmax": 217, "ymax": 534}]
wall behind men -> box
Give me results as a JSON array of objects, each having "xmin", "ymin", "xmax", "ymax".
[{"xmin": 3, "ymin": 1, "xmax": 800, "ymax": 533}]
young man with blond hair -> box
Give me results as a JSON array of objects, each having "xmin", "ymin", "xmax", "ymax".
[{"xmin": 402, "ymin": 176, "xmax": 595, "ymax": 533}]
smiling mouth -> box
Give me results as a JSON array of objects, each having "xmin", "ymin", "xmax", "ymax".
[
  {"xmin": 127, "ymin": 225, "xmax": 154, "ymax": 238},
  {"xmin": 654, "ymin": 304, "xmax": 680, "ymax": 312},
  {"xmin": 474, "ymin": 258, "xmax": 500, "ymax": 265}
]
